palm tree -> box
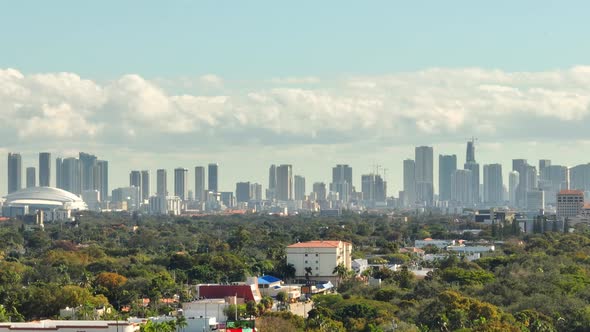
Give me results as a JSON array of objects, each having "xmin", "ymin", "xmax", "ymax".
[
  {"xmin": 175, "ymin": 315, "xmax": 187, "ymax": 332},
  {"xmin": 332, "ymin": 263, "xmax": 348, "ymax": 287},
  {"xmin": 304, "ymin": 267, "xmax": 313, "ymax": 282}
]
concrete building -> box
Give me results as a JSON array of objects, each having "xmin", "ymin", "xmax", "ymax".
[
  {"xmin": 156, "ymin": 169, "xmax": 167, "ymax": 196},
  {"xmin": 39, "ymin": 152, "xmax": 51, "ymax": 187},
  {"xmin": 331, "ymin": 164, "xmax": 353, "ymax": 202},
  {"xmin": 194, "ymin": 166, "xmax": 205, "ymax": 201},
  {"xmin": 26, "ymin": 167, "xmax": 36, "ymax": 188},
  {"xmin": 0, "ymin": 320, "xmax": 138, "ymax": 332},
  {"xmin": 174, "ymin": 168, "xmax": 188, "ymax": 201},
  {"xmin": 464, "ymin": 139, "xmax": 480, "ymax": 204},
  {"xmin": 415, "ymin": 146, "xmax": 434, "ymax": 205},
  {"xmin": 439, "ymin": 154, "xmax": 457, "ymax": 202},
  {"xmin": 313, "ymin": 182, "xmax": 327, "ymax": 201},
  {"xmin": 276, "ymin": 164, "xmax": 293, "ymax": 201},
  {"xmin": 294, "ymin": 175, "xmax": 306, "ymax": 201},
  {"xmin": 81, "ymin": 190, "xmax": 101, "ymax": 211},
  {"xmin": 557, "ymin": 190, "xmax": 584, "ymax": 219},
  {"xmin": 570, "ymin": 163, "xmax": 590, "ymax": 192},
  {"xmin": 250, "ymin": 183, "xmax": 262, "ymax": 201},
  {"xmin": 451, "ymin": 169, "xmax": 472, "ymax": 206},
  {"xmin": 526, "ymin": 189, "xmax": 545, "ymax": 214},
  {"xmin": 2, "ymin": 186, "xmax": 88, "ymax": 219},
  {"xmin": 509, "ymin": 171, "xmax": 520, "ymax": 207},
  {"xmin": 141, "ymin": 170, "xmax": 150, "ymax": 201},
  {"xmin": 7, "ymin": 153, "xmax": 22, "ymax": 194},
  {"xmin": 129, "ymin": 170, "xmax": 142, "ymax": 200},
  {"xmin": 148, "ymin": 195, "xmax": 181, "ymax": 215},
  {"xmin": 541, "ymin": 165, "xmax": 568, "ymax": 205},
  {"xmin": 403, "ymin": 159, "xmax": 416, "ymax": 207},
  {"xmin": 78, "ymin": 152, "xmax": 97, "ymax": 193},
  {"xmin": 96, "ymin": 160, "xmax": 108, "ymax": 203},
  {"xmin": 111, "ymin": 186, "xmax": 140, "ymax": 211},
  {"xmin": 286, "ymin": 240, "xmax": 352, "ymax": 282},
  {"xmin": 235, "ymin": 182, "xmax": 251, "ymax": 203},
  {"xmin": 267, "ymin": 164, "xmax": 277, "ymax": 200},
  {"xmin": 60, "ymin": 157, "xmax": 81, "ymax": 195},
  {"xmin": 208, "ymin": 163, "xmax": 218, "ymax": 193},
  {"xmin": 483, "ymin": 164, "xmax": 503, "ymax": 206}
]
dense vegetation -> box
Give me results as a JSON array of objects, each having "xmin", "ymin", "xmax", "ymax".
[{"xmin": 1, "ymin": 211, "xmax": 590, "ymax": 331}]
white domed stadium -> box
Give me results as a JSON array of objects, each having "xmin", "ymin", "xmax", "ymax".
[{"xmin": 4, "ymin": 187, "xmax": 88, "ymax": 211}]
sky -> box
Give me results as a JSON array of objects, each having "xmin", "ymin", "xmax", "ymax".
[{"xmin": 1, "ymin": 1, "xmax": 590, "ymax": 196}]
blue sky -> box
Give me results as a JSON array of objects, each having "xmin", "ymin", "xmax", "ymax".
[
  {"xmin": 1, "ymin": 1, "xmax": 590, "ymax": 195},
  {"xmin": 2, "ymin": 1, "xmax": 588, "ymax": 79}
]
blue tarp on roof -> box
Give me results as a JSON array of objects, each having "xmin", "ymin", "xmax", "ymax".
[{"xmin": 258, "ymin": 275, "xmax": 282, "ymax": 285}]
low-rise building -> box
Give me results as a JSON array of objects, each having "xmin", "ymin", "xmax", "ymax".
[
  {"xmin": 286, "ymin": 240, "xmax": 352, "ymax": 282},
  {"xmin": 0, "ymin": 320, "xmax": 138, "ymax": 332},
  {"xmin": 414, "ymin": 239, "xmax": 455, "ymax": 249}
]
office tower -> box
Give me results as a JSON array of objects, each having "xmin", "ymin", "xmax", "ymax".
[
  {"xmin": 26, "ymin": 167, "xmax": 36, "ymax": 188},
  {"xmin": 56, "ymin": 157, "xmax": 63, "ymax": 189},
  {"xmin": 542, "ymin": 165, "xmax": 568, "ymax": 205},
  {"xmin": 220, "ymin": 192, "xmax": 234, "ymax": 209},
  {"xmin": 157, "ymin": 169, "xmax": 168, "ymax": 196},
  {"xmin": 194, "ymin": 166, "xmax": 205, "ymax": 201},
  {"xmin": 415, "ymin": 146, "xmax": 434, "ymax": 205},
  {"xmin": 62, "ymin": 157, "xmax": 81, "ymax": 194},
  {"xmin": 7, "ymin": 153, "xmax": 22, "ymax": 194},
  {"xmin": 96, "ymin": 160, "xmax": 108, "ymax": 202},
  {"xmin": 141, "ymin": 170, "xmax": 150, "ymax": 200},
  {"xmin": 276, "ymin": 164, "xmax": 293, "ymax": 201},
  {"xmin": 512, "ymin": 159, "xmax": 529, "ymax": 207},
  {"xmin": 331, "ymin": 164, "xmax": 353, "ymax": 202},
  {"xmin": 451, "ymin": 169, "xmax": 473, "ymax": 206},
  {"xmin": 313, "ymin": 182, "xmax": 327, "ymax": 201},
  {"xmin": 464, "ymin": 139, "xmax": 480, "ymax": 204},
  {"xmin": 111, "ymin": 186, "xmax": 140, "ymax": 211},
  {"xmin": 374, "ymin": 174, "xmax": 386, "ymax": 202},
  {"xmin": 361, "ymin": 174, "xmax": 375, "ymax": 202},
  {"xmin": 439, "ymin": 155, "xmax": 457, "ymax": 201},
  {"xmin": 267, "ymin": 165, "xmax": 277, "ymax": 200},
  {"xmin": 403, "ymin": 159, "xmax": 416, "ymax": 206},
  {"xmin": 236, "ymin": 182, "xmax": 251, "ymax": 203},
  {"xmin": 174, "ymin": 168, "xmax": 189, "ymax": 200},
  {"xmin": 509, "ymin": 171, "xmax": 520, "ymax": 207},
  {"xmin": 129, "ymin": 170, "xmax": 142, "ymax": 200},
  {"xmin": 539, "ymin": 159, "xmax": 551, "ymax": 179},
  {"xmin": 39, "ymin": 152, "xmax": 51, "ymax": 187},
  {"xmin": 250, "ymin": 183, "xmax": 263, "ymax": 201},
  {"xmin": 483, "ymin": 164, "xmax": 503, "ymax": 205},
  {"xmin": 526, "ymin": 189, "xmax": 545, "ymax": 213},
  {"xmin": 208, "ymin": 163, "xmax": 218, "ymax": 192},
  {"xmin": 294, "ymin": 175, "xmax": 306, "ymax": 201},
  {"xmin": 557, "ymin": 190, "xmax": 584, "ymax": 219},
  {"xmin": 569, "ymin": 163, "xmax": 590, "ymax": 192},
  {"xmin": 79, "ymin": 152, "xmax": 97, "ymax": 192}
]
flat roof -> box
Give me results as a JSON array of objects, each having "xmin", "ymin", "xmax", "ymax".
[{"xmin": 287, "ymin": 240, "xmax": 349, "ymax": 248}]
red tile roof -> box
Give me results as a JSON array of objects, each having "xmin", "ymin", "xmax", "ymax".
[
  {"xmin": 198, "ymin": 285, "xmax": 258, "ymax": 302},
  {"xmin": 558, "ymin": 190, "xmax": 584, "ymax": 195},
  {"xmin": 287, "ymin": 240, "xmax": 348, "ymax": 248}
]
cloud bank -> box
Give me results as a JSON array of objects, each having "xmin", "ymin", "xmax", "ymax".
[{"xmin": 2, "ymin": 66, "xmax": 590, "ymax": 152}]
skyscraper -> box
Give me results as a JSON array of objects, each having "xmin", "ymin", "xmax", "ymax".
[
  {"xmin": 331, "ymin": 164, "xmax": 353, "ymax": 202},
  {"xmin": 403, "ymin": 159, "xmax": 416, "ymax": 206},
  {"xmin": 415, "ymin": 146, "xmax": 434, "ymax": 205},
  {"xmin": 7, "ymin": 153, "xmax": 22, "ymax": 194},
  {"xmin": 542, "ymin": 165, "xmax": 568, "ymax": 205},
  {"xmin": 236, "ymin": 182, "xmax": 251, "ymax": 203},
  {"xmin": 512, "ymin": 159, "xmax": 528, "ymax": 207},
  {"xmin": 56, "ymin": 157, "xmax": 63, "ymax": 189},
  {"xmin": 267, "ymin": 165, "xmax": 277, "ymax": 200},
  {"xmin": 539, "ymin": 159, "xmax": 551, "ymax": 179},
  {"xmin": 451, "ymin": 169, "xmax": 472, "ymax": 206},
  {"xmin": 129, "ymin": 170, "xmax": 142, "ymax": 199},
  {"xmin": 438, "ymin": 155, "xmax": 457, "ymax": 202},
  {"xmin": 464, "ymin": 139, "xmax": 480, "ymax": 204},
  {"xmin": 483, "ymin": 164, "xmax": 503, "ymax": 205},
  {"xmin": 62, "ymin": 157, "xmax": 81, "ymax": 194},
  {"xmin": 174, "ymin": 168, "xmax": 189, "ymax": 200},
  {"xmin": 208, "ymin": 163, "xmax": 218, "ymax": 193},
  {"xmin": 509, "ymin": 171, "xmax": 520, "ymax": 207},
  {"xmin": 79, "ymin": 152, "xmax": 98, "ymax": 192},
  {"xmin": 96, "ymin": 160, "xmax": 108, "ymax": 202},
  {"xmin": 195, "ymin": 166, "xmax": 205, "ymax": 201},
  {"xmin": 313, "ymin": 182, "xmax": 327, "ymax": 201},
  {"xmin": 250, "ymin": 183, "xmax": 263, "ymax": 201},
  {"xmin": 39, "ymin": 152, "xmax": 51, "ymax": 187},
  {"xmin": 276, "ymin": 164, "xmax": 293, "ymax": 201},
  {"xmin": 26, "ymin": 167, "xmax": 36, "ymax": 188},
  {"xmin": 141, "ymin": 170, "xmax": 150, "ymax": 200},
  {"xmin": 569, "ymin": 163, "xmax": 590, "ymax": 192},
  {"xmin": 157, "ymin": 169, "xmax": 167, "ymax": 196},
  {"xmin": 294, "ymin": 175, "xmax": 306, "ymax": 201}
]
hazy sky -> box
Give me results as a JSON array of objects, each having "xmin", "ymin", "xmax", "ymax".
[{"xmin": 2, "ymin": 1, "xmax": 590, "ymax": 196}]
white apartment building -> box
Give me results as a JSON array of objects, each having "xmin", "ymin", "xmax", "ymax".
[
  {"xmin": 286, "ymin": 240, "xmax": 352, "ymax": 281},
  {"xmin": 0, "ymin": 321, "xmax": 138, "ymax": 332}
]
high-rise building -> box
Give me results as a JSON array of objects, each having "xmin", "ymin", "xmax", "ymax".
[
  {"xmin": 512, "ymin": 159, "xmax": 529, "ymax": 207},
  {"xmin": 7, "ymin": 153, "xmax": 22, "ymax": 194},
  {"xmin": 276, "ymin": 164, "xmax": 293, "ymax": 201},
  {"xmin": 539, "ymin": 159, "xmax": 551, "ymax": 179},
  {"xmin": 236, "ymin": 182, "xmax": 251, "ymax": 203},
  {"xmin": 208, "ymin": 163, "xmax": 218, "ymax": 193},
  {"xmin": 526, "ymin": 189, "xmax": 545, "ymax": 213},
  {"xmin": 313, "ymin": 182, "xmax": 327, "ymax": 201},
  {"xmin": 96, "ymin": 160, "xmax": 108, "ymax": 202},
  {"xmin": 26, "ymin": 167, "xmax": 36, "ymax": 188},
  {"xmin": 557, "ymin": 190, "xmax": 584, "ymax": 219},
  {"xmin": 361, "ymin": 174, "xmax": 386, "ymax": 203},
  {"xmin": 509, "ymin": 171, "xmax": 520, "ymax": 207},
  {"xmin": 439, "ymin": 155, "xmax": 457, "ymax": 202},
  {"xmin": 569, "ymin": 163, "xmax": 590, "ymax": 192},
  {"xmin": 267, "ymin": 165, "xmax": 277, "ymax": 200},
  {"xmin": 483, "ymin": 164, "xmax": 503, "ymax": 205},
  {"xmin": 174, "ymin": 168, "xmax": 189, "ymax": 200},
  {"xmin": 39, "ymin": 152, "xmax": 51, "ymax": 187},
  {"xmin": 403, "ymin": 159, "xmax": 416, "ymax": 206},
  {"xmin": 79, "ymin": 152, "xmax": 98, "ymax": 192},
  {"xmin": 250, "ymin": 183, "xmax": 263, "ymax": 201},
  {"xmin": 61, "ymin": 157, "xmax": 81, "ymax": 194},
  {"xmin": 195, "ymin": 166, "xmax": 205, "ymax": 201},
  {"xmin": 464, "ymin": 139, "xmax": 480, "ymax": 204},
  {"xmin": 451, "ymin": 169, "xmax": 472, "ymax": 206},
  {"xmin": 141, "ymin": 170, "xmax": 150, "ymax": 201},
  {"xmin": 331, "ymin": 164, "xmax": 353, "ymax": 202},
  {"xmin": 56, "ymin": 157, "xmax": 63, "ymax": 189},
  {"xmin": 156, "ymin": 169, "xmax": 167, "ymax": 196},
  {"xmin": 129, "ymin": 170, "xmax": 142, "ymax": 200},
  {"xmin": 541, "ymin": 165, "xmax": 568, "ymax": 205},
  {"xmin": 294, "ymin": 175, "xmax": 306, "ymax": 201},
  {"xmin": 415, "ymin": 146, "xmax": 434, "ymax": 205}
]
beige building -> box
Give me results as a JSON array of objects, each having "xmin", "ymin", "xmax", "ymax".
[
  {"xmin": 286, "ymin": 240, "xmax": 352, "ymax": 281},
  {"xmin": 0, "ymin": 321, "xmax": 138, "ymax": 332},
  {"xmin": 557, "ymin": 190, "xmax": 584, "ymax": 219}
]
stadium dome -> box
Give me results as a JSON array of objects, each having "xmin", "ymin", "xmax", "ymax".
[{"xmin": 4, "ymin": 187, "xmax": 88, "ymax": 211}]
